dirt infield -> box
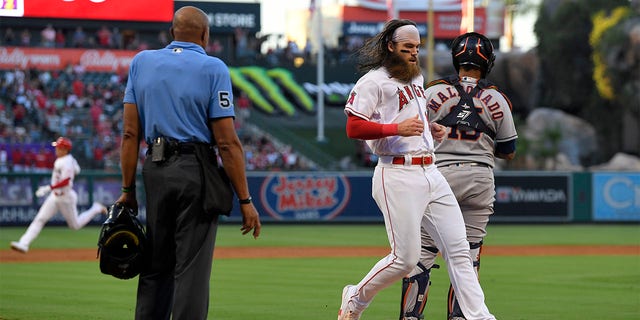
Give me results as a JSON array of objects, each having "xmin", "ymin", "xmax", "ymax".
[{"xmin": 0, "ymin": 245, "xmax": 638, "ymax": 263}]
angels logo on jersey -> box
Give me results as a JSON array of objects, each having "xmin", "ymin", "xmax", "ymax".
[
  {"xmin": 346, "ymin": 91, "xmax": 357, "ymax": 105},
  {"xmin": 397, "ymin": 84, "xmax": 425, "ymax": 112}
]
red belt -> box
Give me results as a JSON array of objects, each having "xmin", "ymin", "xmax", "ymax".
[{"xmin": 391, "ymin": 156, "xmax": 433, "ymax": 165}]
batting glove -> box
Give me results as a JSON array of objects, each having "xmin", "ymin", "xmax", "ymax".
[{"xmin": 35, "ymin": 185, "xmax": 52, "ymax": 198}]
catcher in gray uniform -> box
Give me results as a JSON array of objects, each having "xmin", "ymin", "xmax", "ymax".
[{"xmin": 399, "ymin": 32, "xmax": 518, "ymax": 320}]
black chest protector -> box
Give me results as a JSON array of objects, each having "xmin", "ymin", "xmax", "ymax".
[{"xmin": 436, "ymin": 76, "xmax": 496, "ymax": 139}]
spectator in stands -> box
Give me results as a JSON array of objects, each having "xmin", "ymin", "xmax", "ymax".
[
  {"xmin": 122, "ymin": 29, "xmax": 136, "ymax": 49},
  {"xmin": 12, "ymin": 103, "xmax": 26, "ymax": 127},
  {"xmin": 234, "ymin": 27, "xmax": 249, "ymax": 60},
  {"xmin": 72, "ymin": 63, "xmax": 85, "ymax": 77},
  {"xmin": 3, "ymin": 28, "xmax": 16, "ymax": 45},
  {"xmin": 0, "ymin": 145, "xmax": 8, "ymax": 172},
  {"xmin": 11, "ymin": 145, "xmax": 25, "ymax": 171},
  {"xmin": 96, "ymin": 25, "xmax": 113, "ymax": 48},
  {"xmin": 111, "ymin": 27, "xmax": 122, "ymax": 49},
  {"xmin": 92, "ymin": 141, "xmax": 105, "ymax": 169},
  {"xmin": 23, "ymin": 147, "xmax": 36, "ymax": 171},
  {"xmin": 71, "ymin": 27, "xmax": 86, "ymax": 48},
  {"xmin": 44, "ymin": 106, "xmax": 61, "ymax": 134},
  {"xmin": 20, "ymin": 29, "xmax": 31, "ymax": 46},
  {"xmin": 71, "ymin": 76, "xmax": 84, "ymax": 97},
  {"xmin": 55, "ymin": 28, "xmax": 66, "ymax": 48},
  {"xmin": 208, "ymin": 38, "xmax": 223, "ymax": 56},
  {"xmin": 40, "ymin": 24, "xmax": 56, "ymax": 48},
  {"xmin": 37, "ymin": 70, "xmax": 51, "ymax": 87},
  {"xmin": 235, "ymin": 91, "xmax": 251, "ymax": 128},
  {"xmin": 136, "ymin": 40, "xmax": 149, "ymax": 51},
  {"xmin": 157, "ymin": 30, "xmax": 169, "ymax": 47},
  {"xmin": 282, "ymin": 146, "xmax": 298, "ymax": 170},
  {"xmin": 89, "ymin": 98, "xmax": 103, "ymax": 127},
  {"xmin": 285, "ymin": 40, "xmax": 301, "ymax": 61},
  {"xmin": 4, "ymin": 67, "xmax": 24, "ymax": 87},
  {"xmin": 31, "ymin": 82, "xmax": 47, "ymax": 110},
  {"xmin": 33, "ymin": 146, "xmax": 52, "ymax": 172}
]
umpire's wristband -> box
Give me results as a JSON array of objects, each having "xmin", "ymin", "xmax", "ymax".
[{"xmin": 239, "ymin": 196, "xmax": 252, "ymax": 205}]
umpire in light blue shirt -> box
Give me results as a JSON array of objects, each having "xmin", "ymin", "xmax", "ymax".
[{"xmin": 118, "ymin": 6, "xmax": 261, "ymax": 320}]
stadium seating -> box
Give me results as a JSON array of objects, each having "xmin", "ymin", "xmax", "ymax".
[{"xmin": 0, "ymin": 68, "xmax": 314, "ymax": 172}]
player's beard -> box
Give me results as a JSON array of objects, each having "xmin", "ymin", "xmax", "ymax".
[{"xmin": 385, "ymin": 52, "xmax": 421, "ymax": 83}]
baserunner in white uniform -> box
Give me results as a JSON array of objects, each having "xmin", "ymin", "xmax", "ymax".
[
  {"xmin": 338, "ymin": 20, "xmax": 496, "ymax": 320},
  {"xmin": 10, "ymin": 137, "xmax": 107, "ymax": 253},
  {"xmin": 400, "ymin": 32, "xmax": 517, "ymax": 320}
]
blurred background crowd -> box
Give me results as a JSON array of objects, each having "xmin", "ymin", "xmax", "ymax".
[{"xmin": 0, "ymin": 65, "xmax": 315, "ymax": 172}]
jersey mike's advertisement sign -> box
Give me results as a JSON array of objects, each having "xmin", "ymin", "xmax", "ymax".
[
  {"xmin": 243, "ymin": 172, "xmax": 382, "ymax": 222},
  {"xmin": 258, "ymin": 173, "xmax": 351, "ymax": 221},
  {"xmin": 493, "ymin": 173, "xmax": 571, "ymax": 222},
  {"xmin": 0, "ymin": 0, "xmax": 173, "ymax": 22},
  {"xmin": 592, "ymin": 173, "xmax": 640, "ymax": 221}
]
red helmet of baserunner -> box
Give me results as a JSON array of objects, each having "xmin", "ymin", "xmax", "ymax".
[{"xmin": 51, "ymin": 137, "xmax": 73, "ymax": 150}]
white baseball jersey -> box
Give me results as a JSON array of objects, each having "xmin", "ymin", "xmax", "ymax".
[
  {"xmin": 51, "ymin": 154, "xmax": 80, "ymax": 195},
  {"xmin": 426, "ymin": 76, "xmax": 518, "ymax": 168},
  {"xmin": 344, "ymin": 67, "xmax": 435, "ymax": 156}
]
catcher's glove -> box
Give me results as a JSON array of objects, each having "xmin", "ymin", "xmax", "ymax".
[{"xmin": 97, "ymin": 202, "xmax": 146, "ymax": 280}]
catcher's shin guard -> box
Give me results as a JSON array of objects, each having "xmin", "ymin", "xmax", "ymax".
[
  {"xmin": 399, "ymin": 247, "xmax": 440, "ymax": 320},
  {"xmin": 447, "ymin": 241, "xmax": 483, "ymax": 319}
]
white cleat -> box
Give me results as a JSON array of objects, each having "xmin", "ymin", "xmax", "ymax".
[
  {"xmin": 338, "ymin": 285, "xmax": 362, "ymax": 320},
  {"xmin": 10, "ymin": 241, "xmax": 28, "ymax": 253}
]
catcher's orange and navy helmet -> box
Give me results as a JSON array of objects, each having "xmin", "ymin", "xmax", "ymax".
[
  {"xmin": 51, "ymin": 137, "xmax": 72, "ymax": 150},
  {"xmin": 451, "ymin": 32, "xmax": 495, "ymax": 78}
]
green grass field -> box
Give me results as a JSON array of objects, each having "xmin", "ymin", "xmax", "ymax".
[{"xmin": 1, "ymin": 224, "xmax": 639, "ymax": 319}]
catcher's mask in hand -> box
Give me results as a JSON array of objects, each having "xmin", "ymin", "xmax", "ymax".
[{"xmin": 97, "ymin": 202, "xmax": 146, "ymax": 280}]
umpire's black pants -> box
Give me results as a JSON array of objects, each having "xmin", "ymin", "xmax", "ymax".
[{"xmin": 136, "ymin": 152, "xmax": 219, "ymax": 320}]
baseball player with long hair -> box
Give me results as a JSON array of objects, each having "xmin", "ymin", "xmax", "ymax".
[
  {"xmin": 10, "ymin": 137, "xmax": 107, "ymax": 253},
  {"xmin": 399, "ymin": 32, "xmax": 517, "ymax": 320},
  {"xmin": 339, "ymin": 20, "xmax": 496, "ymax": 320}
]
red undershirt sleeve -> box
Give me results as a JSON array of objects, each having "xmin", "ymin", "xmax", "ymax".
[
  {"xmin": 50, "ymin": 177, "xmax": 71, "ymax": 190},
  {"xmin": 346, "ymin": 114, "xmax": 398, "ymax": 140}
]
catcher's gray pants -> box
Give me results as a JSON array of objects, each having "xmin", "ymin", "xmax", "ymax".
[{"xmin": 136, "ymin": 153, "xmax": 219, "ymax": 320}]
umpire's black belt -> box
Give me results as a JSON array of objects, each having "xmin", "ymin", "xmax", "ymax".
[{"xmin": 147, "ymin": 141, "xmax": 198, "ymax": 156}]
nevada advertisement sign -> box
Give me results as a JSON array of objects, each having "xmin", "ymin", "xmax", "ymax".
[{"xmin": 493, "ymin": 172, "xmax": 571, "ymax": 222}]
